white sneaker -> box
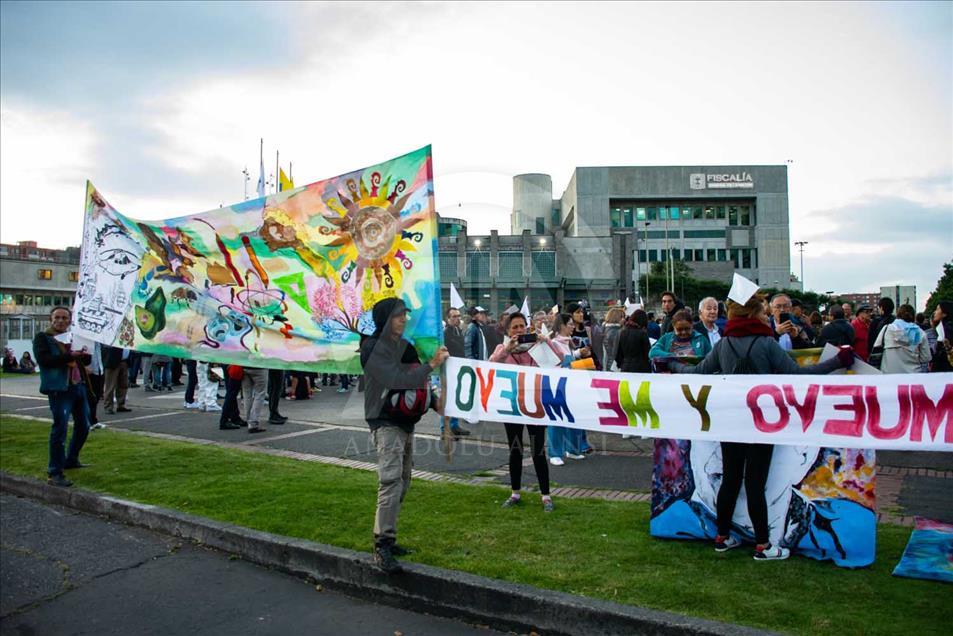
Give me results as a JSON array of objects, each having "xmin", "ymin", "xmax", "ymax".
[
  {"xmin": 753, "ymin": 544, "xmax": 790, "ymax": 561},
  {"xmin": 549, "ymin": 456, "xmax": 565, "ymax": 466},
  {"xmin": 566, "ymin": 453, "xmax": 586, "ymax": 460},
  {"xmin": 184, "ymin": 402, "xmax": 200, "ymax": 409},
  {"xmin": 91, "ymin": 423, "xmax": 107, "ymax": 430},
  {"xmin": 202, "ymin": 404, "xmax": 223, "ymax": 412},
  {"xmin": 337, "ymin": 387, "xmax": 348, "ymax": 393}
]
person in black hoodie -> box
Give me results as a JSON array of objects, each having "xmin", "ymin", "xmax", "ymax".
[
  {"xmin": 929, "ymin": 300, "xmax": 953, "ymax": 373},
  {"xmin": 360, "ymin": 298, "xmax": 449, "ymax": 573},
  {"xmin": 817, "ymin": 305, "xmax": 855, "ymax": 348},
  {"xmin": 660, "ymin": 291, "xmax": 685, "ymax": 335},
  {"xmin": 867, "ymin": 297, "xmax": 896, "ymax": 354},
  {"xmin": 616, "ymin": 309, "xmax": 652, "ymax": 373}
]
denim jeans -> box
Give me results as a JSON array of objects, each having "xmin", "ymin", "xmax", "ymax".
[
  {"xmin": 567, "ymin": 428, "xmax": 591, "ymax": 454},
  {"xmin": 47, "ymin": 383, "xmax": 91, "ymax": 476},
  {"xmin": 184, "ymin": 360, "xmax": 198, "ymax": 403},
  {"xmin": 439, "ymin": 416, "xmax": 461, "ymax": 432},
  {"xmin": 152, "ymin": 363, "xmax": 172, "ymax": 388},
  {"xmin": 547, "ymin": 425, "xmax": 570, "ymax": 458}
]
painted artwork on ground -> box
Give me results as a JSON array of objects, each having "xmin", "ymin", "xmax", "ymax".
[
  {"xmin": 650, "ymin": 440, "xmax": 876, "ymax": 567},
  {"xmin": 892, "ymin": 517, "xmax": 953, "ymax": 583},
  {"xmin": 72, "ymin": 146, "xmax": 441, "ymax": 372}
]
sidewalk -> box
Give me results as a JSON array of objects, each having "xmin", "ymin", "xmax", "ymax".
[{"xmin": 1, "ymin": 373, "xmax": 950, "ymax": 524}]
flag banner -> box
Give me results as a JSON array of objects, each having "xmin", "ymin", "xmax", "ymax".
[
  {"xmin": 73, "ymin": 146, "xmax": 441, "ymax": 373},
  {"xmin": 650, "ymin": 440, "xmax": 877, "ymax": 567},
  {"xmin": 443, "ymin": 357, "xmax": 953, "ymax": 451}
]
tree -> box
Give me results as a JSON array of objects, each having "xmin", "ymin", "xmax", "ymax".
[
  {"xmin": 926, "ymin": 262, "xmax": 953, "ymax": 314},
  {"xmin": 637, "ymin": 261, "xmax": 729, "ymax": 312}
]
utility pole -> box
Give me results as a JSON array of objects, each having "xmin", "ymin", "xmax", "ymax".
[{"xmin": 794, "ymin": 241, "xmax": 808, "ymax": 292}]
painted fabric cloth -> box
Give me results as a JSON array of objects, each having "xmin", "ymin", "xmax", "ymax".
[
  {"xmin": 72, "ymin": 147, "xmax": 440, "ymax": 373},
  {"xmin": 892, "ymin": 517, "xmax": 953, "ymax": 583}
]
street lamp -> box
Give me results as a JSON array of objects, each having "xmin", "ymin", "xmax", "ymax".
[
  {"xmin": 794, "ymin": 241, "xmax": 808, "ymax": 292},
  {"xmin": 539, "ymin": 237, "xmax": 546, "ymax": 246}
]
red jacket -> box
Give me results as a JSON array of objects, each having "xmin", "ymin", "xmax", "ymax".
[{"xmin": 851, "ymin": 318, "xmax": 870, "ymax": 360}]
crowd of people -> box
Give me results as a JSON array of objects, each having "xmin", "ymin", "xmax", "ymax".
[{"xmin": 28, "ymin": 292, "xmax": 953, "ymax": 572}]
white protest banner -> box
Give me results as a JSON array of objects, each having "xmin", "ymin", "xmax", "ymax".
[{"xmin": 443, "ymin": 357, "xmax": 953, "ymax": 451}]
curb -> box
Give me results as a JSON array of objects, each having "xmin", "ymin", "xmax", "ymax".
[{"xmin": 1, "ymin": 472, "xmax": 771, "ymax": 636}]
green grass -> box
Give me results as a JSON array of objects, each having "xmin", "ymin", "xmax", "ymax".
[{"xmin": 1, "ymin": 415, "xmax": 949, "ymax": 635}]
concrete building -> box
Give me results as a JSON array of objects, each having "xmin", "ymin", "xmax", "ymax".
[
  {"xmin": 0, "ymin": 241, "xmax": 81, "ymax": 356},
  {"xmin": 440, "ymin": 164, "xmax": 793, "ymax": 316},
  {"xmin": 841, "ymin": 293, "xmax": 881, "ymax": 308},
  {"xmin": 880, "ymin": 285, "xmax": 917, "ymax": 310}
]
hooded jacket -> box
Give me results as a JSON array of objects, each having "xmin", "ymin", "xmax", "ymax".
[
  {"xmin": 817, "ymin": 319, "xmax": 855, "ymax": 348},
  {"xmin": 880, "ymin": 319, "xmax": 930, "ymax": 374},
  {"xmin": 359, "ymin": 298, "xmax": 433, "ymax": 432}
]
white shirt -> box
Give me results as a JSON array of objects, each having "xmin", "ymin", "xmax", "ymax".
[{"xmin": 702, "ymin": 323, "xmax": 721, "ymax": 347}]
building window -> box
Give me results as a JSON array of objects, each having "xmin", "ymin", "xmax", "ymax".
[
  {"xmin": 646, "ymin": 230, "xmax": 680, "ymax": 240},
  {"xmin": 646, "ymin": 207, "xmax": 657, "ymax": 221},
  {"xmin": 706, "ymin": 249, "xmax": 717, "ymax": 262},
  {"xmin": 535, "ymin": 218, "xmax": 545, "ymax": 234},
  {"xmin": 731, "ymin": 249, "xmax": 740, "ymax": 268},
  {"xmin": 740, "ymin": 205, "xmax": 752, "ymax": 225},
  {"xmin": 439, "ymin": 253, "xmax": 458, "ymax": 278},
  {"xmin": 670, "ymin": 206, "xmax": 680, "ymax": 220},
  {"xmin": 610, "ymin": 208, "xmax": 621, "ymax": 228},
  {"xmin": 684, "ymin": 230, "xmax": 726, "ymax": 239},
  {"xmin": 623, "ymin": 208, "xmax": 634, "ymax": 227},
  {"xmin": 531, "ymin": 251, "xmax": 556, "ymax": 279},
  {"xmin": 742, "ymin": 249, "xmax": 752, "ymax": 269},
  {"xmin": 466, "ymin": 252, "xmax": 489, "ymax": 280},
  {"xmin": 498, "ymin": 252, "xmax": 523, "ymax": 280},
  {"xmin": 694, "ymin": 249, "xmax": 704, "ymax": 261},
  {"xmin": 717, "ymin": 249, "xmax": 727, "ymax": 262},
  {"xmin": 37, "ymin": 269, "xmax": 52, "ymax": 280},
  {"xmin": 659, "ymin": 207, "xmax": 669, "ymax": 220},
  {"xmin": 636, "ymin": 207, "xmax": 646, "ymax": 221},
  {"xmin": 728, "ymin": 206, "xmax": 739, "ymax": 226},
  {"xmin": 68, "ymin": 271, "xmax": 80, "ymax": 282},
  {"xmin": 691, "ymin": 206, "xmax": 704, "ymax": 220}
]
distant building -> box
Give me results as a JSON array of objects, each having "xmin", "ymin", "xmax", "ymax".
[
  {"xmin": 880, "ymin": 285, "xmax": 917, "ymax": 310},
  {"xmin": 0, "ymin": 241, "xmax": 81, "ymax": 355},
  {"xmin": 840, "ymin": 293, "xmax": 881, "ymax": 308},
  {"xmin": 440, "ymin": 164, "xmax": 793, "ymax": 315}
]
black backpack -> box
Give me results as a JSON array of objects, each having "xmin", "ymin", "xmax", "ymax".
[{"xmin": 726, "ymin": 337, "xmax": 761, "ymax": 374}]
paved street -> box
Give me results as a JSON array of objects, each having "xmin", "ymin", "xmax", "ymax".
[
  {"xmin": 0, "ymin": 372, "xmax": 950, "ymax": 523},
  {"xmin": 0, "ymin": 493, "xmax": 505, "ymax": 636}
]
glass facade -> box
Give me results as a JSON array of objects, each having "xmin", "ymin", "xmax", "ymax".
[
  {"xmin": 498, "ymin": 252, "xmax": 523, "ymax": 280},
  {"xmin": 611, "ymin": 199, "xmax": 753, "ymax": 229},
  {"xmin": 466, "ymin": 252, "xmax": 489, "ymax": 279},
  {"xmin": 531, "ymin": 251, "xmax": 556, "ymax": 279},
  {"xmin": 438, "ymin": 253, "xmax": 458, "ymax": 278}
]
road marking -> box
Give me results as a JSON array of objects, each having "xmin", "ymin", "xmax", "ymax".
[
  {"xmin": 0, "ymin": 393, "xmax": 46, "ymax": 401},
  {"xmin": 243, "ymin": 427, "xmax": 332, "ymax": 445},
  {"xmin": 103, "ymin": 412, "xmax": 182, "ymax": 424},
  {"xmin": 14, "ymin": 405, "xmax": 50, "ymax": 412}
]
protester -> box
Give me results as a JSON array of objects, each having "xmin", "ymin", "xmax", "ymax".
[
  {"xmin": 531, "ymin": 310, "xmax": 550, "ymax": 335},
  {"xmin": 565, "ymin": 302, "xmax": 595, "ymax": 453},
  {"xmin": 18, "ymin": 351, "xmax": 37, "ymax": 374},
  {"xmin": 85, "ymin": 342, "xmax": 106, "ymax": 430},
  {"xmin": 694, "ymin": 297, "xmax": 723, "ymax": 348},
  {"xmin": 659, "ymin": 291, "xmax": 685, "ymax": 335},
  {"xmin": 441, "ymin": 306, "xmax": 470, "ymax": 437},
  {"xmin": 151, "ymin": 354, "xmax": 173, "ymax": 391},
  {"xmin": 666, "ymin": 293, "xmax": 853, "ymax": 560},
  {"xmin": 616, "ymin": 309, "xmax": 651, "ymax": 373},
  {"xmin": 817, "ymin": 306, "xmax": 855, "ymax": 348},
  {"xmin": 196, "ymin": 361, "xmax": 222, "ymax": 412},
  {"xmin": 242, "ymin": 366, "xmax": 269, "ymax": 433},
  {"xmin": 219, "ymin": 365, "xmax": 245, "ymax": 430},
  {"xmin": 361, "ymin": 297, "xmax": 449, "ymax": 573},
  {"xmin": 101, "ymin": 345, "xmax": 131, "ymax": 414},
  {"xmin": 649, "ymin": 310, "xmax": 712, "ymax": 360},
  {"xmin": 850, "ymin": 305, "xmax": 872, "ymax": 361},
  {"xmin": 487, "ymin": 311, "xmax": 555, "ymax": 511},
  {"xmin": 841, "ymin": 302, "xmax": 853, "ymax": 321},
  {"xmin": 880, "ymin": 304, "xmax": 931, "ymax": 374},
  {"xmin": 464, "ymin": 306, "xmax": 491, "ymax": 360},
  {"xmin": 546, "ymin": 312, "xmax": 591, "ymax": 466},
  {"xmin": 808, "ymin": 311, "xmax": 823, "ymax": 336},
  {"xmin": 929, "ymin": 300, "xmax": 953, "ymax": 373},
  {"xmin": 184, "ymin": 359, "xmax": 199, "ymax": 409},
  {"xmin": 646, "ymin": 311, "xmax": 661, "ymax": 340},
  {"xmin": 791, "ymin": 299, "xmax": 815, "ymax": 343},
  {"xmin": 127, "ymin": 351, "xmax": 142, "ymax": 387},
  {"xmin": 601, "ymin": 306, "xmax": 625, "ymax": 372},
  {"xmin": 33, "ymin": 307, "xmax": 93, "ymax": 487},
  {"xmin": 266, "ymin": 369, "xmax": 288, "ymax": 425},
  {"xmin": 867, "ymin": 297, "xmax": 896, "ymax": 354},
  {"xmin": 768, "ymin": 294, "xmax": 812, "ymax": 350},
  {"xmin": 140, "ymin": 352, "xmax": 155, "ymax": 391},
  {"xmin": 3, "ymin": 348, "xmax": 20, "ymax": 372}
]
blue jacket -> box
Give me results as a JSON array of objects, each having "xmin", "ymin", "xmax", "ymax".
[
  {"xmin": 648, "ymin": 331, "xmax": 712, "ymax": 360},
  {"xmin": 32, "ymin": 331, "xmax": 90, "ymax": 394}
]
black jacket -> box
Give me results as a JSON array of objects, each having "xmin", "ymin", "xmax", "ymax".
[
  {"xmin": 868, "ymin": 314, "xmax": 896, "ymax": 354},
  {"xmin": 660, "ymin": 301, "xmax": 686, "ymax": 335},
  {"xmin": 444, "ymin": 324, "xmax": 465, "ymax": 358},
  {"xmin": 817, "ymin": 319, "xmax": 855, "ymax": 348},
  {"xmin": 615, "ymin": 326, "xmax": 651, "ymax": 373},
  {"xmin": 102, "ymin": 345, "xmax": 127, "ymax": 370}
]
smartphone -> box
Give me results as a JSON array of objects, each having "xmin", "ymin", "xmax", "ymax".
[
  {"xmin": 517, "ymin": 333, "xmax": 538, "ymax": 345},
  {"xmin": 779, "ymin": 312, "xmax": 794, "ymax": 324}
]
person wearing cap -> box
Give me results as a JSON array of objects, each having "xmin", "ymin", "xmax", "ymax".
[
  {"xmin": 464, "ymin": 306, "xmax": 490, "ymax": 360},
  {"xmin": 666, "ymin": 293, "xmax": 854, "ymax": 561},
  {"xmin": 850, "ymin": 305, "xmax": 873, "ymax": 361},
  {"xmin": 360, "ymin": 298, "xmax": 449, "ymax": 573}
]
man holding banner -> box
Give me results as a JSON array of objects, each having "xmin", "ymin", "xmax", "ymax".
[{"xmin": 361, "ymin": 298, "xmax": 448, "ymax": 573}]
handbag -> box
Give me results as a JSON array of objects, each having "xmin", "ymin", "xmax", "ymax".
[{"xmin": 868, "ymin": 325, "xmax": 888, "ymax": 369}]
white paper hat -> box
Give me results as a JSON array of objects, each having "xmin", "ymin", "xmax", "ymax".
[{"xmin": 727, "ymin": 273, "xmax": 761, "ymax": 305}]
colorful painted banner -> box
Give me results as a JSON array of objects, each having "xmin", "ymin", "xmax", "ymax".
[
  {"xmin": 73, "ymin": 147, "xmax": 441, "ymax": 372},
  {"xmin": 443, "ymin": 358, "xmax": 953, "ymax": 450},
  {"xmin": 651, "ymin": 440, "xmax": 877, "ymax": 567}
]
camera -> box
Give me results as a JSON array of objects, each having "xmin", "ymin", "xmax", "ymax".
[{"xmin": 517, "ymin": 334, "xmax": 538, "ymax": 345}]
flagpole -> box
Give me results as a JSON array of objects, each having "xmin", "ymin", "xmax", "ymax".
[
  {"xmin": 289, "ymin": 161, "xmax": 293, "ymax": 184},
  {"xmin": 275, "ymin": 150, "xmax": 279, "ymax": 193}
]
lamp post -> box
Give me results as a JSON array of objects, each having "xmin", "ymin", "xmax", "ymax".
[{"xmin": 794, "ymin": 241, "xmax": 808, "ymax": 292}]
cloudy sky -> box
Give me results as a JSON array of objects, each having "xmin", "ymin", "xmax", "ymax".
[{"xmin": 1, "ymin": 1, "xmax": 950, "ymax": 306}]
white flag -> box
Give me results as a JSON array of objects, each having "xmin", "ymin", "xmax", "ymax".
[
  {"xmin": 521, "ymin": 296, "xmax": 530, "ymax": 322},
  {"xmin": 256, "ymin": 139, "xmax": 266, "ymax": 199},
  {"xmin": 727, "ymin": 273, "xmax": 760, "ymax": 305},
  {"xmin": 449, "ymin": 282, "xmax": 465, "ymax": 309}
]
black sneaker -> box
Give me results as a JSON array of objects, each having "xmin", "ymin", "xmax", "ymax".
[
  {"xmin": 374, "ymin": 545, "xmax": 401, "ymax": 573},
  {"xmin": 452, "ymin": 428, "xmax": 471, "ymax": 437},
  {"xmin": 391, "ymin": 544, "xmax": 414, "ymax": 557},
  {"xmin": 47, "ymin": 474, "xmax": 73, "ymax": 487},
  {"xmin": 219, "ymin": 422, "xmax": 240, "ymax": 430},
  {"xmin": 232, "ymin": 418, "xmax": 248, "ymax": 427},
  {"xmin": 267, "ymin": 415, "xmax": 287, "ymax": 425},
  {"xmin": 64, "ymin": 461, "xmax": 90, "ymax": 469}
]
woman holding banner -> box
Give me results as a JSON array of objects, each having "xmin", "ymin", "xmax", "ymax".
[
  {"xmin": 667, "ymin": 293, "xmax": 853, "ymax": 561},
  {"xmin": 546, "ymin": 313, "xmax": 591, "ymax": 466},
  {"xmin": 489, "ymin": 312, "xmax": 556, "ymax": 512},
  {"xmin": 649, "ymin": 310, "xmax": 712, "ymax": 361}
]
